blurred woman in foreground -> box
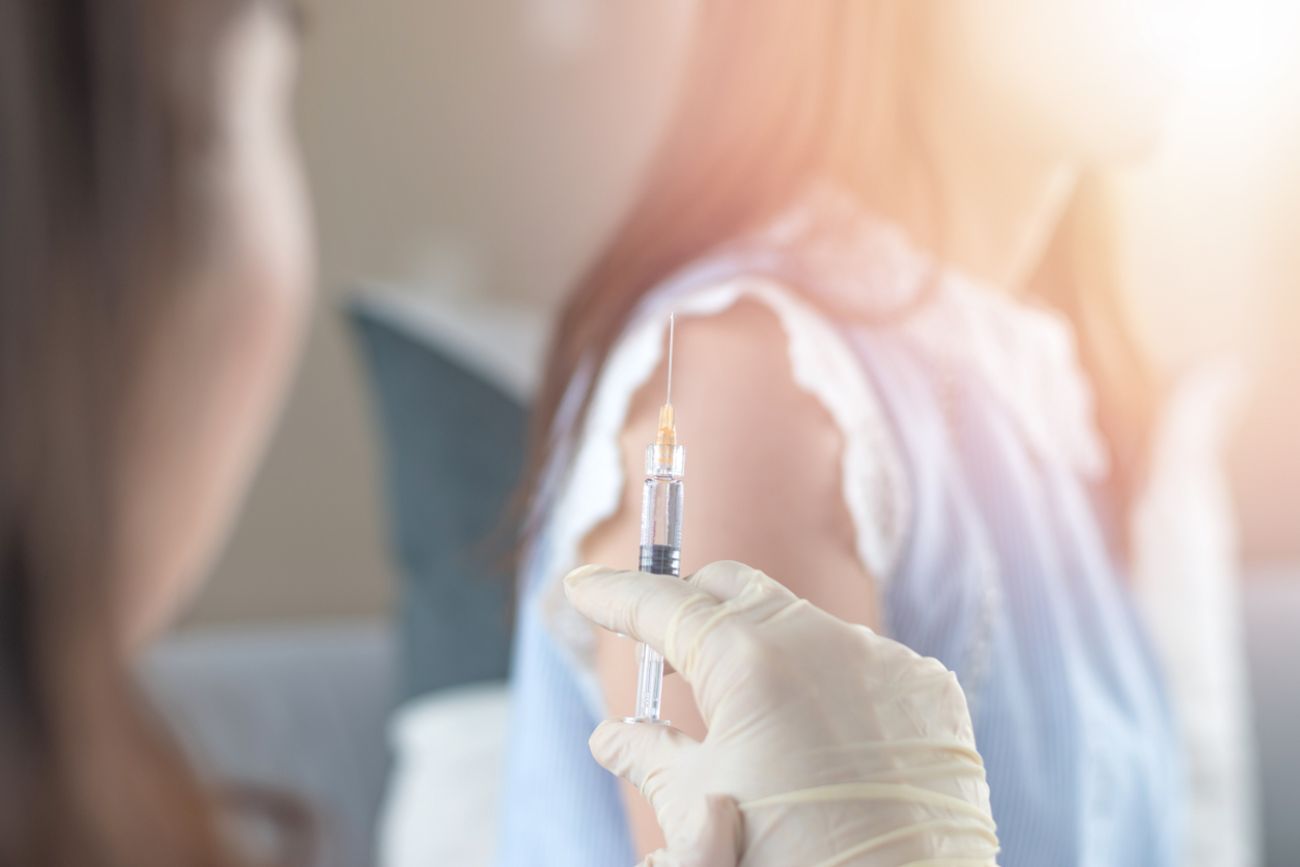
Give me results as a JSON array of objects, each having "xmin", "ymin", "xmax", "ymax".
[{"xmin": 0, "ymin": 2, "xmax": 311, "ymax": 863}]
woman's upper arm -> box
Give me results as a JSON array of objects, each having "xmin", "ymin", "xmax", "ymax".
[{"xmin": 580, "ymin": 297, "xmax": 880, "ymax": 854}]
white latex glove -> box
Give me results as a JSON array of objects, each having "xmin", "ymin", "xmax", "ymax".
[{"xmin": 565, "ymin": 561, "xmax": 1000, "ymax": 867}]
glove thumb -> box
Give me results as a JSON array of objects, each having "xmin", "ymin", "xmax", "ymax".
[
  {"xmin": 635, "ymin": 795, "xmax": 742, "ymax": 867},
  {"xmin": 589, "ymin": 719, "xmax": 695, "ymax": 812}
]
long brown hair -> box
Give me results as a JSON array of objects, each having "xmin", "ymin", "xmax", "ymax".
[
  {"xmin": 521, "ymin": 1, "xmax": 1155, "ymax": 542},
  {"xmin": 0, "ymin": 2, "xmax": 300, "ymax": 864}
]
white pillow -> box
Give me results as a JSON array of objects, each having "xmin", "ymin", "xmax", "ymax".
[
  {"xmin": 379, "ymin": 682, "xmax": 510, "ymax": 867},
  {"xmin": 351, "ymin": 290, "xmax": 551, "ymax": 404}
]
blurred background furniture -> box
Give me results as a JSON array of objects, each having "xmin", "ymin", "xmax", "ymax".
[
  {"xmin": 144, "ymin": 623, "xmax": 395, "ymax": 867},
  {"xmin": 1242, "ymin": 569, "xmax": 1300, "ymax": 867},
  {"xmin": 347, "ymin": 292, "xmax": 537, "ymax": 702}
]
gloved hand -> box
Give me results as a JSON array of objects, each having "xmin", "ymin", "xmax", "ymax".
[{"xmin": 565, "ymin": 561, "xmax": 1000, "ymax": 867}]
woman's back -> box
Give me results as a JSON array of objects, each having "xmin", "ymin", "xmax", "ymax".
[{"xmin": 499, "ymin": 186, "xmax": 1184, "ymax": 867}]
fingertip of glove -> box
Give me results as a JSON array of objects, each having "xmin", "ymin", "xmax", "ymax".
[
  {"xmin": 588, "ymin": 719, "xmax": 623, "ymax": 762},
  {"xmin": 564, "ymin": 564, "xmax": 612, "ymax": 595},
  {"xmin": 704, "ymin": 793, "xmax": 740, "ymax": 827}
]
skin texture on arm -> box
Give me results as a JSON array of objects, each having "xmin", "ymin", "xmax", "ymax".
[{"xmin": 580, "ymin": 298, "xmax": 879, "ymax": 855}]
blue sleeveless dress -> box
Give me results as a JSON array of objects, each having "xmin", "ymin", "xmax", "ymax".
[{"xmin": 498, "ymin": 190, "xmax": 1185, "ymax": 867}]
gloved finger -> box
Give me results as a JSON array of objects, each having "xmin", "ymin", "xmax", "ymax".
[
  {"xmin": 653, "ymin": 563, "xmax": 784, "ymax": 677},
  {"xmin": 635, "ymin": 796, "xmax": 741, "ymax": 867},
  {"xmin": 589, "ymin": 719, "xmax": 699, "ymax": 809},
  {"xmin": 565, "ymin": 565, "xmax": 722, "ymax": 674}
]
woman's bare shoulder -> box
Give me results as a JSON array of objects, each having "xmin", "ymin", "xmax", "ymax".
[
  {"xmin": 599, "ymin": 296, "xmax": 879, "ymax": 624},
  {"xmin": 654, "ymin": 297, "xmax": 841, "ymax": 471}
]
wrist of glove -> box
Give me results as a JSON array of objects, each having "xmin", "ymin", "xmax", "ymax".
[{"xmin": 565, "ymin": 561, "xmax": 1000, "ymax": 867}]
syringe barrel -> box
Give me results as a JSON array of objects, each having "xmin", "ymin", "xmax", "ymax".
[
  {"xmin": 639, "ymin": 444, "xmax": 684, "ymax": 575},
  {"xmin": 631, "ymin": 443, "xmax": 684, "ymax": 723}
]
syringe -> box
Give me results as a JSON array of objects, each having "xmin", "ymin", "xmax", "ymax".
[{"xmin": 627, "ymin": 314, "xmax": 684, "ymax": 725}]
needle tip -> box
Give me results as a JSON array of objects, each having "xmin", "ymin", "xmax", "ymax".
[{"xmin": 666, "ymin": 314, "xmax": 676, "ymax": 407}]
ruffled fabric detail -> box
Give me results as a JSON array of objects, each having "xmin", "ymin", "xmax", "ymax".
[{"xmin": 754, "ymin": 181, "xmax": 1109, "ymax": 481}]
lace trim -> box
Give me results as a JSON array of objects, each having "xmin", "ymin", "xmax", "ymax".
[{"xmin": 756, "ymin": 181, "xmax": 1109, "ymax": 480}]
